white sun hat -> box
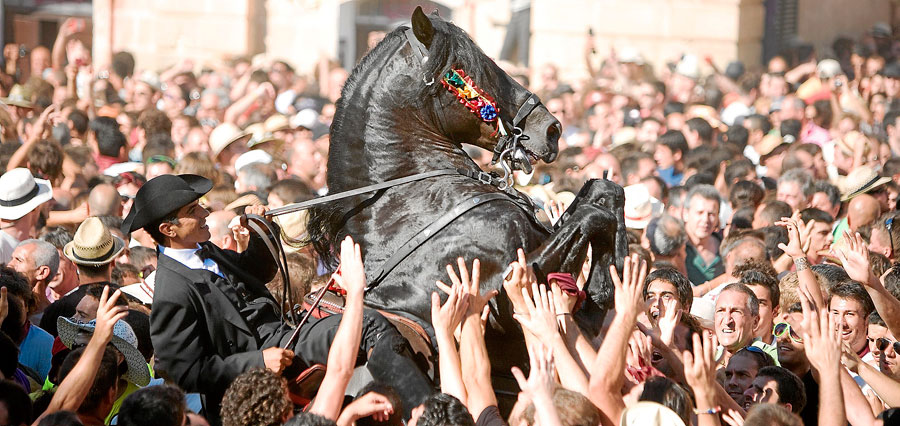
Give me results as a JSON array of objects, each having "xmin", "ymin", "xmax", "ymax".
[{"xmin": 0, "ymin": 168, "xmax": 53, "ymax": 220}]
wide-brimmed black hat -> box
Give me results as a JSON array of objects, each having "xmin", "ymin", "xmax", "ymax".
[{"xmin": 122, "ymin": 174, "xmax": 212, "ymax": 234}]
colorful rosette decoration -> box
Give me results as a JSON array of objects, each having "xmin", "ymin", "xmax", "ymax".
[{"xmin": 441, "ymin": 68, "xmax": 500, "ymax": 130}]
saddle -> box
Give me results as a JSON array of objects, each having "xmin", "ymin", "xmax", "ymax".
[{"xmin": 285, "ymin": 286, "xmax": 436, "ymax": 405}]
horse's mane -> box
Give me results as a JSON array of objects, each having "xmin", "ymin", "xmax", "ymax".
[{"xmin": 307, "ymin": 14, "xmax": 499, "ymax": 268}]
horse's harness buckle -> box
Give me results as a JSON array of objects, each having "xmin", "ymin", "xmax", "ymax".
[{"xmin": 476, "ymin": 171, "xmax": 494, "ymax": 185}]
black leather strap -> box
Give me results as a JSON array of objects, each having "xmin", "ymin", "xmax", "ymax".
[
  {"xmin": 243, "ymin": 214, "xmax": 296, "ymax": 324},
  {"xmin": 404, "ymin": 28, "xmax": 429, "ymax": 62},
  {"xmin": 266, "ymin": 169, "xmax": 463, "ymax": 217},
  {"xmin": 366, "ymin": 192, "xmax": 528, "ymax": 291}
]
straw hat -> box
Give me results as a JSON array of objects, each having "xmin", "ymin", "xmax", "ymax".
[
  {"xmin": 840, "ymin": 165, "xmax": 892, "ymax": 201},
  {"xmin": 0, "ymin": 168, "xmax": 53, "ymax": 220},
  {"xmin": 64, "ymin": 217, "xmax": 125, "ymax": 266},
  {"xmin": 757, "ymin": 133, "xmax": 788, "ymax": 158},
  {"xmin": 0, "ymin": 84, "xmax": 34, "ymax": 108},
  {"xmin": 57, "ymin": 317, "xmax": 151, "ymax": 386},
  {"xmin": 209, "ymin": 123, "xmax": 250, "ymax": 158},
  {"xmin": 245, "ymin": 122, "xmax": 285, "ymax": 151},
  {"xmin": 264, "ymin": 114, "xmax": 293, "ymax": 132},
  {"xmin": 624, "ymin": 184, "xmax": 663, "ymax": 229}
]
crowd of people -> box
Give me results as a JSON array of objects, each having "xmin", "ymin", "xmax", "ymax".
[{"xmin": 3, "ymin": 12, "xmax": 900, "ymax": 426}]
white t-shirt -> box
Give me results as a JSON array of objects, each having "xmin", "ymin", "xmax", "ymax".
[{"xmin": 0, "ymin": 231, "xmax": 19, "ymax": 264}]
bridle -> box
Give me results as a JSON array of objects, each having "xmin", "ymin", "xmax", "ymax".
[{"xmin": 404, "ymin": 28, "xmax": 543, "ymax": 188}]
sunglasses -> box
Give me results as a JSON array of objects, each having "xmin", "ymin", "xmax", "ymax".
[
  {"xmin": 876, "ymin": 337, "xmax": 900, "ymax": 353},
  {"xmin": 774, "ymin": 322, "xmax": 803, "ymax": 343}
]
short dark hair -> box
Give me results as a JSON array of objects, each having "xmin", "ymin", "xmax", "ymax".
[
  {"xmin": 0, "ymin": 379, "xmax": 32, "ymax": 426},
  {"xmin": 137, "ymin": 109, "xmax": 172, "ymax": 140},
  {"xmin": 111, "ymin": 51, "xmax": 136, "ymax": 78},
  {"xmin": 67, "ymin": 109, "xmax": 89, "ymax": 135},
  {"xmin": 758, "ymin": 201, "xmax": 793, "ymax": 226},
  {"xmin": 620, "ymin": 152, "xmax": 654, "ymax": 182},
  {"xmin": 60, "ymin": 346, "xmax": 120, "ymax": 414},
  {"xmin": 884, "ymin": 109, "xmax": 900, "ymax": 132},
  {"xmin": 740, "ymin": 267, "xmax": 780, "ymax": 309},
  {"xmin": 644, "ymin": 268, "xmax": 693, "ymax": 311},
  {"xmin": 686, "ymin": 117, "xmax": 714, "ymax": 144},
  {"xmin": 658, "ymin": 130, "xmax": 689, "ymax": 157},
  {"xmin": 416, "ymin": 393, "xmax": 474, "ymax": 426},
  {"xmin": 811, "ymin": 264, "xmax": 851, "ymax": 291},
  {"xmin": 869, "ymin": 311, "xmax": 887, "ymax": 327},
  {"xmin": 724, "ymin": 159, "xmax": 755, "ymax": 185},
  {"xmin": 725, "ymin": 125, "xmax": 749, "ymax": 150},
  {"xmin": 91, "ymin": 117, "xmax": 127, "ymax": 157},
  {"xmin": 145, "ymin": 209, "xmax": 181, "ymax": 245},
  {"xmin": 638, "ymin": 376, "xmax": 691, "ymax": 425},
  {"xmin": 756, "ymin": 366, "xmax": 806, "ymax": 414},
  {"xmin": 39, "ymin": 227, "xmax": 74, "ymax": 250},
  {"xmin": 799, "ymin": 207, "xmax": 833, "ymax": 225},
  {"xmin": 744, "ymin": 114, "xmax": 773, "ymax": 135},
  {"xmin": 730, "ymin": 180, "xmax": 765, "ymax": 210},
  {"xmin": 828, "ymin": 281, "xmax": 875, "ymax": 317},
  {"xmin": 812, "ymin": 181, "xmax": 841, "ymax": 209},
  {"xmin": 118, "ymin": 385, "xmax": 186, "ymax": 426}
]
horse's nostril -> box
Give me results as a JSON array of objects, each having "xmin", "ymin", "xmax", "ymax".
[{"xmin": 546, "ymin": 122, "xmax": 561, "ymax": 145}]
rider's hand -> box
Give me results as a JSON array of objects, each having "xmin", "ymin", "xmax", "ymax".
[
  {"xmin": 244, "ymin": 205, "xmax": 269, "ymax": 217},
  {"xmin": 263, "ymin": 347, "xmax": 294, "ymax": 373}
]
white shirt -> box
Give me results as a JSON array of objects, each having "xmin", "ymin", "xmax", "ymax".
[
  {"xmin": 0, "ymin": 230, "xmax": 19, "ymax": 264},
  {"xmin": 158, "ymin": 245, "xmax": 224, "ymax": 278}
]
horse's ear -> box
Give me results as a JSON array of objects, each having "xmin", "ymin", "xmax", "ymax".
[
  {"xmin": 431, "ymin": 9, "xmax": 440, "ymax": 17},
  {"xmin": 412, "ymin": 6, "xmax": 434, "ymax": 49}
]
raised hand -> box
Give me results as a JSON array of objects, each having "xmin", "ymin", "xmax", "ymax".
[
  {"xmin": 682, "ymin": 330, "xmax": 720, "ymax": 405},
  {"xmin": 835, "ymin": 231, "xmax": 872, "ymax": 285},
  {"xmin": 775, "ymin": 215, "xmax": 810, "ymax": 259},
  {"xmin": 542, "ymin": 200, "xmax": 567, "ymax": 226},
  {"xmin": 440, "ymin": 258, "xmax": 498, "ymax": 318},
  {"xmin": 503, "ymin": 248, "xmax": 537, "ymax": 316},
  {"xmin": 511, "ymin": 343, "xmax": 558, "ymax": 403},
  {"xmin": 93, "ymin": 286, "xmax": 128, "ymax": 345},
  {"xmin": 338, "ymin": 391, "xmax": 394, "ymax": 426},
  {"xmin": 799, "ymin": 288, "xmax": 841, "ymax": 373},
  {"xmin": 431, "ymin": 277, "xmax": 469, "ymax": 339},
  {"xmin": 332, "ymin": 236, "xmax": 366, "ymax": 297},
  {"xmin": 514, "ymin": 283, "xmax": 560, "ymax": 341},
  {"xmin": 262, "ymin": 347, "xmax": 295, "ymax": 373},
  {"xmin": 657, "ymin": 298, "xmax": 682, "ymax": 348},
  {"xmin": 610, "ymin": 254, "xmax": 647, "ymax": 317}
]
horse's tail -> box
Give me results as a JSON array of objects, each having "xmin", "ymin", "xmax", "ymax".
[{"xmin": 304, "ymin": 203, "xmax": 343, "ymax": 271}]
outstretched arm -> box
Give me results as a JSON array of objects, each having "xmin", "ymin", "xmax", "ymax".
[
  {"xmin": 309, "ymin": 237, "xmax": 366, "ymax": 421},
  {"xmin": 588, "ymin": 254, "xmax": 646, "ymax": 425},
  {"xmin": 459, "ymin": 258, "xmax": 500, "ymax": 420},
  {"xmin": 34, "ymin": 287, "xmax": 128, "ymax": 424},
  {"xmin": 433, "ymin": 259, "xmax": 472, "ymax": 405},
  {"xmin": 776, "ymin": 215, "xmax": 825, "ymax": 309},
  {"xmin": 798, "ymin": 286, "xmax": 846, "ymax": 426}
]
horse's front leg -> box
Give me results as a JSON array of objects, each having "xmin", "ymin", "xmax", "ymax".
[{"xmin": 524, "ymin": 206, "xmax": 619, "ymax": 337}]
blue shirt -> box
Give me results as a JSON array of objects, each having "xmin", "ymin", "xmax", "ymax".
[
  {"xmin": 657, "ymin": 166, "xmax": 683, "ymax": 187},
  {"xmin": 19, "ymin": 323, "xmax": 53, "ymax": 380}
]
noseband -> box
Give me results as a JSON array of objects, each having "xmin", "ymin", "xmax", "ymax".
[{"xmin": 404, "ymin": 28, "xmax": 543, "ymax": 186}]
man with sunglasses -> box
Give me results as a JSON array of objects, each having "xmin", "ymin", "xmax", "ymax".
[{"xmin": 774, "ymin": 303, "xmax": 819, "ymax": 426}]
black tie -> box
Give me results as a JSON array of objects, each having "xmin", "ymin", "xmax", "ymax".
[{"xmin": 196, "ymin": 245, "xmax": 213, "ymax": 260}]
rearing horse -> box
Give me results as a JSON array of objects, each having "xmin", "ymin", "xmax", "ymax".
[{"xmin": 306, "ymin": 8, "xmax": 626, "ymax": 370}]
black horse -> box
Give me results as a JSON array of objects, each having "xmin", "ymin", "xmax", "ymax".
[{"xmin": 306, "ymin": 8, "xmax": 626, "ymax": 368}]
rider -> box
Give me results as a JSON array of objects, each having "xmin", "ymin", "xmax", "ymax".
[{"xmin": 123, "ymin": 174, "xmax": 432, "ymax": 423}]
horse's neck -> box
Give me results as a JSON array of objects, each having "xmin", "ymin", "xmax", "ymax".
[{"xmin": 329, "ymin": 88, "xmax": 475, "ymax": 191}]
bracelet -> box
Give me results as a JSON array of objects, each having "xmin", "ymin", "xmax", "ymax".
[
  {"xmin": 794, "ymin": 256, "xmax": 810, "ymax": 272},
  {"xmin": 693, "ymin": 407, "xmax": 720, "ymax": 415}
]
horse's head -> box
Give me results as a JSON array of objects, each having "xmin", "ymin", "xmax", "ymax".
[{"xmin": 409, "ymin": 7, "xmax": 560, "ymax": 165}]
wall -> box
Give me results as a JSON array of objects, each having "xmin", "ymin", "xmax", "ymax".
[{"xmin": 796, "ymin": 0, "xmax": 893, "ymax": 56}]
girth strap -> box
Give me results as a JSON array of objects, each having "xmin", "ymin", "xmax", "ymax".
[{"xmin": 366, "ymin": 192, "xmax": 529, "ymax": 291}]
